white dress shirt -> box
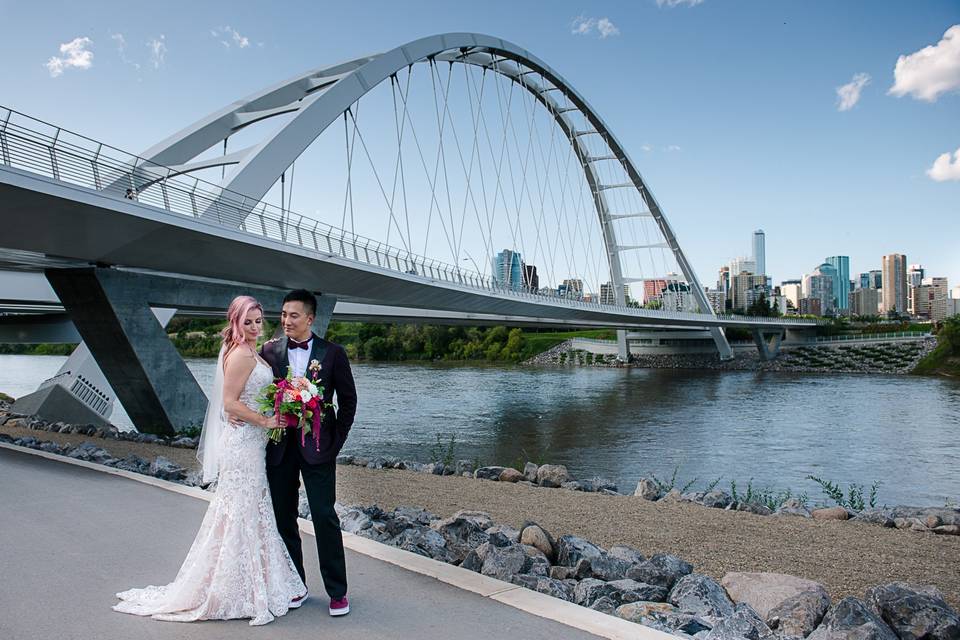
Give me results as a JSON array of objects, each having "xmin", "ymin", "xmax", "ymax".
[{"xmin": 287, "ymin": 337, "xmax": 313, "ymax": 378}]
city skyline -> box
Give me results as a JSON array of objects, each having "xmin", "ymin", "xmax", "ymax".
[{"xmin": 1, "ymin": 1, "xmax": 957, "ymax": 287}]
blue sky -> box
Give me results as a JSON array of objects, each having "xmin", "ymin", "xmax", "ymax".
[{"xmin": 1, "ymin": 0, "xmax": 958, "ymax": 289}]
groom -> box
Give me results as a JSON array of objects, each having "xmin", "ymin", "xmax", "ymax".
[{"xmin": 260, "ymin": 289, "xmax": 357, "ymax": 617}]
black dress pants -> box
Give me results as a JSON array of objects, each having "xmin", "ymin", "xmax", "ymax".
[{"xmin": 266, "ymin": 443, "xmax": 347, "ymax": 599}]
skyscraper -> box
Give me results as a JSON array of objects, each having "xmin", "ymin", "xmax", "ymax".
[
  {"xmin": 752, "ymin": 230, "xmax": 766, "ymax": 276},
  {"xmin": 522, "ymin": 264, "xmax": 539, "ymax": 291},
  {"xmin": 825, "ymin": 256, "xmax": 850, "ymax": 311},
  {"xmin": 492, "ymin": 249, "xmax": 523, "ymax": 290},
  {"xmin": 881, "ymin": 253, "xmax": 907, "ymax": 315}
]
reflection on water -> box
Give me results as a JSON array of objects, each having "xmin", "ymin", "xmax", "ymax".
[{"xmin": 2, "ymin": 355, "xmax": 958, "ymax": 505}]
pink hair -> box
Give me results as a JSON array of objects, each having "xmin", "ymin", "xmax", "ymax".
[{"xmin": 221, "ymin": 295, "xmax": 264, "ymax": 350}]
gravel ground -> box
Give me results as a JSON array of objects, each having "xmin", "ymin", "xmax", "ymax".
[{"xmin": 4, "ymin": 423, "xmax": 958, "ymax": 609}]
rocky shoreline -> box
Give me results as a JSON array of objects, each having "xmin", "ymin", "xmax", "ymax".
[{"xmin": 527, "ymin": 339, "xmax": 937, "ymax": 375}]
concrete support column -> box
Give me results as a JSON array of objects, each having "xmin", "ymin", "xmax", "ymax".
[
  {"xmin": 616, "ymin": 329, "xmax": 629, "ymax": 361},
  {"xmin": 39, "ymin": 267, "xmax": 334, "ymax": 435},
  {"xmin": 711, "ymin": 327, "xmax": 734, "ymax": 361},
  {"xmin": 752, "ymin": 328, "xmax": 783, "ymax": 362}
]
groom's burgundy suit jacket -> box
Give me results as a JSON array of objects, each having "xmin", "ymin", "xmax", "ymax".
[{"xmin": 260, "ymin": 334, "xmax": 357, "ymax": 466}]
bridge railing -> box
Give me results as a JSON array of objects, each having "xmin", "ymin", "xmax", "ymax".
[{"xmin": 0, "ymin": 105, "xmax": 818, "ymax": 327}]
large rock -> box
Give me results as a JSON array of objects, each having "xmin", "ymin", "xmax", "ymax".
[
  {"xmin": 704, "ymin": 603, "xmax": 774, "ymax": 640},
  {"xmin": 583, "ymin": 553, "xmax": 631, "ymax": 582},
  {"xmin": 148, "ymin": 455, "xmax": 186, "ymax": 481},
  {"xmin": 339, "ymin": 508, "xmax": 373, "ymax": 534},
  {"xmin": 812, "ymin": 507, "xmax": 849, "ymax": 521},
  {"xmin": 519, "ymin": 523, "xmax": 555, "ymax": 561},
  {"xmin": 522, "ymin": 462, "xmax": 539, "ymax": 482},
  {"xmin": 669, "ymin": 573, "xmax": 735, "ymax": 622},
  {"xmin": 481, "ymin": 544, "xmax": 528, "ymax": 581},
  {"xmin": 555, "ymin": 534, "xmax": 604, "ymax": 567},
  {"xmin": 775, "ymin": 498, "xmax": 813, "ymax": 518},
  {"xmin": 702, "ymin": 490, "xmax": 733, "ymax": 509},
  {"xmin": 474, "ymin": 466, "xmax": 507, "ymax": 480},
  {"xmin": 635, "ymin": 478, "xmax": 663, "ymax": 501},
  {"xmin": 807, "ymin": 597, "xmax": 897, "ymax": 640},
  {"xmin": 510, "ymin": 575, "xmax": 574, "ymax": 602},
  {"xmin": 392, "ymin": 525, "xmax": 452, "ymax": 562},
  {"xmin": 851, "ymin": 509, "xmax": 896, "ymax": 527},
  {"xmin": 615, "ymin": 601, "xmax": 712, "ymax": 635},
  {"xmin": 606, "ymin": 544, "xmax": 645, "ymax": 566},
  {"xmin": 499, "ymin": 468, "xmax": 525, "ymax": 483},
  {"xmin": 627, "ymin": 553, "xmax": 694, "ymax": 590},
  {"xmin": 767, "ymin": 587, "xmax": 832, "ymax": 638},
  {"xmin": 481, "ymin": 544, "xmax": 550, "ymax": 582},
  {"xmin": 536, "ymin": 464, "xmax": 571, "ymax": 488},
  {"xmin": 574, "ymin": 578, "xmax": 667, "ymax": 608},
  {"xmin": 864, "ymin": 582, "xmax": 960, "ymax": 640},
  {"xmin": 430, "ymin": 510, "xmax": 493, "ymax": 562},
  {"xmin": 721, "ymin": 572, "xmax": 829, "ymax": 619},
  {"xmin": 485, "ymin": 524, "xmax": 521, "ymax": 546}
]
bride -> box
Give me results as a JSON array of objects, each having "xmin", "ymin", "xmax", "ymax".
[{"xmin": 114, "ymin": 296, "xmax": 307, "ymax": 625}]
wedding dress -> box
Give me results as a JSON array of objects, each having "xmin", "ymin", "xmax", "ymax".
[{"xmin": 113, "ymin": 358, "xmax": 306, "ymax": 625}]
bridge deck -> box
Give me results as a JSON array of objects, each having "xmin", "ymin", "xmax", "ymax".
[{"xmin": 0, "ymin": 446, "xmax": 610, "ymax": 640}]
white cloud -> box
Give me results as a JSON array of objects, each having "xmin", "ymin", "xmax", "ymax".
[
  {"xmin": 641, "ymin": 143, "xmax": 653, "ymax": 152},
  {"xmin": 927, "ymin": 147, "xmax": 960, "ymax": 182},
  {"xmin": 836, "ymin": 72, "xmax": 870, "ymax": 111},
  {"xmin": 111, "ymin": 33, "xmax": 141, "ymax": 70},
  {"xmin": 212, "ymin": 26, "xmax": 251, "ymax": 49},
  {"xmin": 656, "ymin": 0, "xmax": 705, "ymax": 7},
  {"xmin": 889, "ymin": 25, "xmax": 960, "ymax": 102},
  {"xmin": 148, "ymin": 35, "xmax": 166, "ymax": 69},
  {"xmin": 571, "ymin": 16, "xmax": 620, "ymax": 39},
  {"xmin": 665, "ymin": 145, "xmax": 682, "ymax": 152},
  {"xmin": 44, "ymin": 37, "xmax": 93, "ymax": 77}
]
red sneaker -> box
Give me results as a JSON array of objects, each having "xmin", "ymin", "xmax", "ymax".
[
  {"xmin": 329, "ymin": 596, "xmax": 350, "ymax": 617},
  {"xmin": 290, "ymin": 592, "xmax": 308, "ymax": 609}
]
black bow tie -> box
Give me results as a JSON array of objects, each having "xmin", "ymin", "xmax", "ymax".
[{"xmin": 288, "ymin": 338, "xmax": 311, "ymax": 350}]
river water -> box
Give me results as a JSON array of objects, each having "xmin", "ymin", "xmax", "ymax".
[{"xmin": 2, "ymin": 354, "xmax": 958, "ymax": 506}]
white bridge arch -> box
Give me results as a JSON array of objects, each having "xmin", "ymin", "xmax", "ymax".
[{"xmin": 133, "ymin": 33, "xmax": 731, "ymax": 359}]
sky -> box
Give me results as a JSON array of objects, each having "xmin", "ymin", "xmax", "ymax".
[{"xmin": 1, "ymin": 0, "xmax": 958, "ymax": 290}]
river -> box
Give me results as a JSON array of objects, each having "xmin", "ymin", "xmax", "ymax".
[{"xmin": 2, "ymin": 354, "xmax": 958, "ymax": 506}]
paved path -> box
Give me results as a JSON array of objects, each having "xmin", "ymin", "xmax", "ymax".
[{"xmin": 0, "ymin": 446, "xmax": 607, "ymax": 640}]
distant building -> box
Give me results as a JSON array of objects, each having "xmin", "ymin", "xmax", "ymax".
[
  {"xmin": 560, "ymin": 278, "xmax": 584, "ymax": 300},
  {"xmin": 803, "ymin": 262, "xmax": 837, "ymax": 315},
  {"xmin": 907, "ymin": 264, "xmax": 925, "ymax": 314},
  {"xmin": 661, "ymin": 282, "xmax": 698, "ymax": 313},
  {"xmin": 913, "ymin": 277, "xmax": 949, "ymax": 321},
  {"xmin": 600, "ymin": 281, "xmax": 617, "ymax": 305},
  {"xmin": 731, "ymin": 273, "xmax": 767, "ymax": 312},
  {"xmin": 717, "ymin": 266, "xmax": 731, "ymax": 302},
  {"xmin": 868, "ymin": 270, "xmax": 882, "ymax": 290},
  {"xmin": 522, "ymin": 264, "xmax": 539, "ymax": 291},
  {"xmin": 881, "ymin": 254, "xmax": 908, "ymax": 315},
  {"xmin": 492, "ymin": 249, "xmax": 523, "ymax": 290},
  {"xmin": 643, "ymin": 278, "xmax": 669, "ymax": 304},
  {"xmin": 850, "ymin": 287, "xmax": 880, "ymax": 317},
  {"xmin": 704, "ymin": 288, "xmax": 726, "ymax": 314},
  {"xmin": 781, "ymin": 279, "xmax": 802, "ymax": 312},
  {"xmin": 800, "ymin": 297, "xmax": 822, "ymax": 316},
  {"xmin": 769, "ymin": 295, "xmax": 788, "ymax": 315},
  {"xmin": 728, "ymin": 257, "xmax": 757, "ymax": 278},
  {"xmin": 825, "ymin": 256, "xmax": 850, "ymax": 312},
  {"xmin": 858, "ymin": 272, "xmax": 871, "ymax": 290},
  {"xmin": 752, "ymin": 230, "xmax": 766, "ymax": 277}
]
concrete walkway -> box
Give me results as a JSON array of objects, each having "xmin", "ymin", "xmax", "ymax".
[{"xmin": 0, "ymin": 446, "xmax": 622, "ymax": 640}]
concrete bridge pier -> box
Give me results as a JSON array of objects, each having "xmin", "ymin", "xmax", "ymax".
[
  {"xmin": 616, "ymin": 329, "xmax": 629, "ymax": 361},
  {"xmin": 752, "ymin": 328, "xmax": 783, "ymax": 362},
  {"xmin": 19, "ymin": 267, "xmax": 334, "ymax": 436}
]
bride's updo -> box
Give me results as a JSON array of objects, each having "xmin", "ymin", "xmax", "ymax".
[{"xmin": 221, "ymin": 295, "xmax": 264, "ymax": 349}]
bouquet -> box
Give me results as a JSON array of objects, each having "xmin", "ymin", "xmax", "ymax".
[{"xmin": 257, "ymin": 359, "xmax": 332, "ymax": 449}]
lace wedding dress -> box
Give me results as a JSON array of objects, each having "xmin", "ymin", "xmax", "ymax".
[{"xmin": 113, "ymin": 360, "xmax": 306, "ymax": 626}]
